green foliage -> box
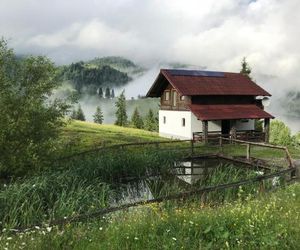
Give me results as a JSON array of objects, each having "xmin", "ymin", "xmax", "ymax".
[
  {"xmin": 270, "ymin": 120, "xmax": 295, "ymax": 146},
  {"xmin": 59, "ymin": 61, "xmax": 131, "ymax": 94},
  {"xmin": 240, "ymin": 57, "xmax": 252, "ymax": 79},
  {"xmin": 144, "ymin": 109, "xmax": 158, "ymax": 131},
  {"xmin": 0, "ymin": 40, "xmax": 70, "ymax": 177},
  {"xmin": 93, "ymin": 106, "xmax": 104, "ymax": 124},
  {"xmin": 3, "ymin": 182, "xmax": 300, "ymax": 249},
  {"xmin": 71, "ymin": 105, "xmax": 85, "ymax": 121},
  {"xmin": 115, "ymin": 91, "xmax": 128, "ymax": 126},
  {"xmin": 130, "ymin": 107, "xmax": 144, "ymax": 129}
]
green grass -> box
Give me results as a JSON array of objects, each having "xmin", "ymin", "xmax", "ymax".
[
  {"xmin": 2, "ymin": 183, "xmax": 300, "ymax": 249},
  {"xmin": 60, "ymin": 120, "xmax": 164, "ymax": 154}
]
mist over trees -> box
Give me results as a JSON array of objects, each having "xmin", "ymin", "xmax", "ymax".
[
  {"xmin": 0, "ymin": 40, "xmax": 70, "ymax": 177},
  {"xmin": 71, "ymin": 105, "xmax": 86, "ymax": 121},
  {"xmin": 59, "ymin": 60, "xmax": 131, "ymax": 95}
]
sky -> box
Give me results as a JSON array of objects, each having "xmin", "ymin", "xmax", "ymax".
[{"xmin": 1, "ymin": 0, "xmax": 300, "ymax": 97}]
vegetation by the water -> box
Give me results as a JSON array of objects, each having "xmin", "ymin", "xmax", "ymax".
[{"xmin": 1, "ymin": 182, "xmax": 299, "ymax": 249}]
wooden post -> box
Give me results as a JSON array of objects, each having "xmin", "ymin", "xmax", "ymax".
[
  {"xmin": 219, "ymin": 137, "xmax": 223, "ymax": 154},
  {"xmin": 264, "ymin": 118, "xmax": 270, "ymax": 143},
  {"xmin": 191, "ymin": 140, "xmax": 194, "ymax": 155},
  {"xmin": 202, "ymin": 120, "xmax": 208, "ymax": 144},
  {"xmin": 246, "ymin": 143, "xmax": 251, "ymax": 160}
]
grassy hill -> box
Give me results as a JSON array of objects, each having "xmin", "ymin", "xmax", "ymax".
[{"xmin": 61, "ymin": 120, "xmax": 163, "ymax": 153}]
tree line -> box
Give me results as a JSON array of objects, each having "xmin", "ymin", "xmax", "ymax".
[{"xmin": 71, "ymin": 91, "xmax": 158, "ymax": 132}]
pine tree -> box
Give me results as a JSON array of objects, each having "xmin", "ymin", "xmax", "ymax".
[
  {"xmin": 98, "ymin": 87, "xmax": 103, "ymax": 98},
  {"xmin": 240, "ymin": 57, "xmax": 252, "ymax": 79},
  {"xmin": 70, "ymin": 108, "xmax": 77, "ymax": 119},
  {"xmin": 114, "ymin": 90, "xmax": 128, "ymax": 126},
  {"xmin": 93, "ymin": 106, "xmax": 104, "ymax": 124},
  {"xmin": 131, "ymin": 107, "xmax": 144, "ymax": 129},
  {"xmin": 111, "ymin": 88, "xmax": 115, "ymax": 98},
  {"xmin": 144, "ymin": 109, "xmax": 158, "ymax": 131},
  {"xmin": 105, "ymin": 87, "xmax": 111, "ymax": 99},
  {"xmin": 76, "ymin": 105, "xmax": 86, "ymax": 121}
]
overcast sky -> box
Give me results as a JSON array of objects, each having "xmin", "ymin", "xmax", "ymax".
[{"xmin": 1, "ymin": 0, "xmax": 299, "ymax": 90}]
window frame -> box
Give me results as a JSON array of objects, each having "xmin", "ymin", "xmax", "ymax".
[
  {"xmin": 172, "ymin": 90, "xmax": 177, "ymax": 107},
  {"xmin": 182, "ymin": 118, "xmax": 186, "ymax": 127},
  {"xmin": 164, "ymin": 91, "xmax": 170, "ymax": 101}
]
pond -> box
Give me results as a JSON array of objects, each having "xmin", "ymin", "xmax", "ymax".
[{"xmin": 110, "ymin": 158, "xmax": 264, "ymax": 206}]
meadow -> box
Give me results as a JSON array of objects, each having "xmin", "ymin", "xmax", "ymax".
[{"xmin": 1, "ymin": 120, "xmax": 300, "ymax": 249}]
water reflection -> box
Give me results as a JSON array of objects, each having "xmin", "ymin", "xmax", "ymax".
[{"xmin": 110, "ymin": 158, "xmax": 258, "ymax": 206}]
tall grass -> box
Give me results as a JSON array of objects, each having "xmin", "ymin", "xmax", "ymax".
[
  {"xmin": 0, "ymin": 148, "xmax": 181, "ymax": 229},
  {"xmin": 2, "ymin": 183, "xmax": 299, "ymax": 249}
]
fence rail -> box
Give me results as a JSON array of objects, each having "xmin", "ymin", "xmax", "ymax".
[{"xmin": 11, "ymin": 167, "xmax": 294, "ymax": 233}]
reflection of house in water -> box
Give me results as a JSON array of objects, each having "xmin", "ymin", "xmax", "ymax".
[{"xmin": 175, "ymin": 160, "xmax": 217, "ymax": 185}]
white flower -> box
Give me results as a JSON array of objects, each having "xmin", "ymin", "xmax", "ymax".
[
  {"xmin": 22, "ymin": 242, "xmax": 26, "ymax": 246},
  {"xmin": 7, "ymin": 237, "xmax": 12, "ymax": 240},
  {"xmin": 166, "ymin": 229, "xmax": 170, "ymax": 233},
  {"xmin": 32, "ymin": 184, "xmax": 36, "ymax": 188},
  {"xmin": 172, "ymin": 237, "xmax": 177, "ymax": 241},
  {"xmin": 46, "ymin": 227, "xmax": 52, "ymax": 233},
  {"xmin": 99, "ymin": 227, "xmax": 103, "ymax": 231},
  {"xmin": 134, "ymin": 237, "xmax": 138, "ymax": 240},
  {"xmin": 34, "ymin": 226, "xmax": 40, "ymax": 230}
]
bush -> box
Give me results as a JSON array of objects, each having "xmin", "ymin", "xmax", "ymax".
[{"xmin": 270, "ymin": 120, "xmax": 295, "ymax": 146}]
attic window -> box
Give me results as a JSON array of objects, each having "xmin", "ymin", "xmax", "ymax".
[
  {"xmin": 164, "ymin": 91, "xmax": 170, "ymax": 101},
  {"xmin": 172, "ymin": 91, "xmax": 177, "ymax": 106}
]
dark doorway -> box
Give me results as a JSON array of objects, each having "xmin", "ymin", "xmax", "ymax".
[{"xmin": 221, "ymin": 120, "xmax": 231, "ymax": 135}]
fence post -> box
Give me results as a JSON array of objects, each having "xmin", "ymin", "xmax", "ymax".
[
  {"xmin": 191, "ymin": 140, "xmax": 194, "ymax": 155},
  {"xmin": 246, "ymin": 143, "xmax": 251, "ymax": 160},
  {"xmin": 219, "ymin": 137, "xmax": 223, "ymax": 154}
]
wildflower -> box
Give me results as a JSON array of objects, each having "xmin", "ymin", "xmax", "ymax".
[
  {"xmin": 99, "ymin": 227, "xmax": 103, "ymax": 231},
  {"xmin": 292, "ymin": 193, "xmax": 296, "ymax": 197},
  {"xmin": 166, "ymin": 229, "xmax": 171, "ymax": 233},
  {"xmin": 3, "ymin": 184, "xmax": 7, "ymax": 187},
  {"xmin": 35, "ymin": 226, "xmax": 40, "ymax": 230},
  {"xmin": 189, "ymin": 221, "xmax": 194, "ymax": 225},
  {"xmin": 22, "ymin": 242, "xmax": 26, "ymax": 246},
  {"xmin": 134, "ymin": 237, "xmax": 138, "ymax": 240},
  {"xmin": 46, "ymin": 227, "xmax": 52, "ymax": 233},
  {"xmin": 172, "ymin": 237, "xmax": 177, "ymax": 241},
  {"xmin": 7, "ymin": 237, "xmax": 12, "ymax": 240},
  {"xmin": 32, "ymin": 184, "xmax": 36, "ymax": 188}
]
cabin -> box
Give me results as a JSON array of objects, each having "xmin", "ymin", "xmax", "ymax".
[{"xmin": 146, "ymin": 69, "xmax": 274, "ymax": 143}]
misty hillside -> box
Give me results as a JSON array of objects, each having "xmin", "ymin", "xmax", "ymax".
[
  {"xmin": 87, "ymin": 56, "xmax": 145, "ymax": 75},
  {"xmin": 58, "ymin": 57, "xmax": 143, "ymax": 94}
]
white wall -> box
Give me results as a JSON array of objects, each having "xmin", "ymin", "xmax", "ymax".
[
  {"xmin": 159, "ymin": 110, "xmax": 254, "ymax": 140},
  {"xmin": 159, "ymin": 110, "xmax": 193, "ymax": 139},
  {"xmin": 159, "ymin": 110, "xmax": 222, "ymax": 139},
  {"xmin": 235, "ymin": 119, "xmax": 255, "ymax": 131}
]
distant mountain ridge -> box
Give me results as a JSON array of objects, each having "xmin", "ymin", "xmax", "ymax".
[{"xmin": 58, "ymin": 56, "xmax": 144, "ymax": 94}]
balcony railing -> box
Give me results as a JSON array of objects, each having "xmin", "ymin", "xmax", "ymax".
[{"xmin": 193, "ymin": 130, "xmax": 266, "ymax": 143}]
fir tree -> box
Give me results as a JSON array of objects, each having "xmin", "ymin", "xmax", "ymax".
[
  {"xmin": 131, "ymin": 107, "xmax": 144, "ymax": 129},
  {"xmin": 76, "ymin": 105, "xmax": 86, "ymax": 121},
  {"xmin": 93, "ymin": 106, "xmax": 104, "ymax": 124},
  {"xmin": 240, "ymin": 57, "xmax": 252, "ymax": 79},
  {"xmin": 105, "ymin": 87, "xmax": 111, "ymax": 99},
  {"xmin": 111, "ymin": 88, "xmax": 115, "ymax": 98},
  {"xmin": 98, "ymin": 87, "xmax": 103, "ymax": 98},
  {"xmin": 70, "ymin": 108, "xmax": 77, "ymax": 119},
  {"xmin": 144, "ymin": 109, "xmax": 158, "ymax": 131},
  {"xmin": 114, "ymin": 90, "xmax": 128, "ymax": 126}
]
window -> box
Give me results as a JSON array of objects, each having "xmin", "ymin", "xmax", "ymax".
[
  {"xmin": 182, "ymin": 118, "xmax": 185, "ymax": 127},
  {"xmin": 172, "ymin": 91, "xmax": 177, "ymax": 106},
  {"xmin": 163, "ymin": 116, "xmax": 166, "ymax": 124},
  {"xmin": 241, "ymin": 119, "xmax": 249, "ymax": 123},
  {"xmin": 164, "ymin": 91, "xmax": 170, "ymax": 101}
]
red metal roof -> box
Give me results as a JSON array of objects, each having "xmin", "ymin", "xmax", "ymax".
[
  {"xmin": 146, "ymin": 69, "xmax": 271, "ymax": 97},
  {"xmin": 189, "ymin": 104, "xmax": 274, "ymax": 121}
]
